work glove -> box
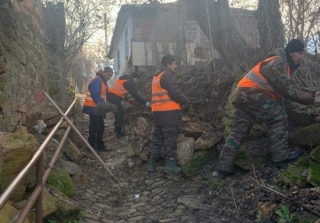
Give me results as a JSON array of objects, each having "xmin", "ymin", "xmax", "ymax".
[
  {"xmin": 128, "ymin": 99, "xmax": 135, "ymax": 106},
  {"xmin": 95, "ymin": 102, "xmax": 118, "ymax": 113},
  {"xmin": 145, "ymin": 102, "xmax": 151, "ymax": 108},
  {"xmin": 314, "ymin": 92, "xmax": 320, "ymax": 107}
]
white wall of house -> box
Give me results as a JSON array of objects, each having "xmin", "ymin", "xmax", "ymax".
[
  {"xmin": 112, "ymin": 16, "xmax": 133, "ymax": 81},
  {"xmin": 132, "ymin": 42, "xmax": 195, "ymax": 66},
  {"xmin": 110, "ymin": 16, "xmax": 211, "ymax": 84}
]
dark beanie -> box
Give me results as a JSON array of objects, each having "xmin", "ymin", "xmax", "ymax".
[
  {"xmin": 285, "ymin": 39, "xmax": 305, "ymax": 53},
  {"xmin": 104, "ymin": 66, "xmax": 113, "ymax": 73},
  {"xmin": 131, "ymin": 72, "xmax": 140, "ymax": 78}
]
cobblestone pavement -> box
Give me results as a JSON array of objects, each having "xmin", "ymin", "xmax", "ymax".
[{"xmin": 71, "ymin": 96, "xmax": 253, "ymax": 223}]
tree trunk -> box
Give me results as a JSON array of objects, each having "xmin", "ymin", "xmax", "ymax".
[
  {"xmin": 184, "ymin": 0, "xmax": 255, "ymax": 70},
  {"xmin": 175, "ymin": 0, "xmax": 188, "ymax": 69},
  {"xmin": 184, "ymin": 0, "xmax": 285, "ymax": 71},
  {"xmin": 256, "ymin": 0, "xmax": 285, "ymax": 54}
]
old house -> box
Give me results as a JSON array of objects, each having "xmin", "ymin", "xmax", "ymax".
[{"xmin": 107, "ymin": 1, "xmax": 258, "ymax": 79}]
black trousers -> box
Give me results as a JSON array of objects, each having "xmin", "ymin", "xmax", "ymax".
[
  {"xmin": 88, "ymin": 114, "xmax": 105, "ymax": 149},
  {"xmin": 107, "ymin": 93, "xmax": 125, "ymax": 133}
]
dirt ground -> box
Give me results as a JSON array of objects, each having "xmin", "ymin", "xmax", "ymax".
[{"xmin": 70, "ymin": 95, "xmax": 320, "ymax": 223}]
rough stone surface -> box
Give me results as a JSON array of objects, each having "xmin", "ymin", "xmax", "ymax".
[
  {"xmin": 176, "ymin": 135, "xmax": 195, "ymax": 166},
  {"xmin": 288, "ymin": 124, "xmax": 320, "ymax": 146},
  {"xmin": 58, "ymin": 159, "xmax": 82, "ymax": 176},
  {"xmin": 308, "ymin": 162, "xmax": 320, "ymax": 187},
  {"xmin": 278, "ymin": 157, "xmax": 311, "ymax": 188},
  {"xmin": 0, "ymin": 203, "xmax": 30, "ymax": 223},
  {"xmin": 48, "ymin": 167, "xmax": 75, "ymax": 197},
  {"xmin": 0, "ymin": 0, "xmax": 65, "ymax": 132},
  {"xmin": 45, "ymin": 186, "xmax": 81, "ymax": 223},
  {"xmin": 0, "ymin": 132, "xmax": 38, "ymax": 200},
  {"xmin": 235, "ymin": 139, "xmax": 270, "ymax": 170}
]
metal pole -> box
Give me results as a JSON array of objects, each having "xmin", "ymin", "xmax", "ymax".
[
  {"xmin": 206, "ymin": 0, "xmax": 215, "ymax": 69},
  {"xmin": 17, "ymin": 125, "xmax": 72, "ymax": 223},
  {"xmin": 35, "ymin": 154, "xmax": 43, "ymax": 223},
  {"xmin": 16, "ymin": 186, "xmax": 42, "ymax": 223},
  {"xmin": 43, "ymin": 92, "xmax": 123, "ymax": 204},
  {"xmin": 42, "ymin": 124, "xmax": 72, "ymax": 184},
  {"xmin": 0, "ymin": 99, "xmax": 76, "ymax": 210}
]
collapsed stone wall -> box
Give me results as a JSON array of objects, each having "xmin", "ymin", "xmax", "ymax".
[{"xmin": 0, "ymin": 0, "xmax": 65, "ymax": 132}]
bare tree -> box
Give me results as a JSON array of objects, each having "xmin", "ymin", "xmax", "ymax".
[
  {"xmin": 281, "ymin": 0, "xmax": 320, "ymax": 53},
  {"xmin": 63, "ymin": 0, "xmax": 103, "ymax": 73},
  {"xmin": 256, "ymin": 0, "xmax": 285, "ymax": 53},
  {"xmin": 184, "ymin": 0, "xmax": 285, "ymax": 70},
  {"xmin": 184, "ymin": 0, "xmax": 256, "ymax": 70}
]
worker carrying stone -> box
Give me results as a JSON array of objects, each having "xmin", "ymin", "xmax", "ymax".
[
  {"xmin": 214, "ymin": 39, "xmax": 320, "ymax": 178},
  {"xmin": 82, "ymin": 67, "xmax": 117, "ymax": 152},
  {"xmin": 107, "ymin": 72, "xmax": 150, "ymax": 139}
]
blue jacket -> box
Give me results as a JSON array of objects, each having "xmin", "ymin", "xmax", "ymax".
[{"xmin": 82, "ymin": 77, "xmax": 107, "ymax": 118}]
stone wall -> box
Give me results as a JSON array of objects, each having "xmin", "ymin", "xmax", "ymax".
[{"xmin": 0, "ymin": 0, "xmax": 65, "ymax": 132}]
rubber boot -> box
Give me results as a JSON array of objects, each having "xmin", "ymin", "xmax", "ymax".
[
  {"xmin": 147, "ymin": 158, "xmax": 155, "ymax": 172},
  {"xmin": 164, "ymin": 158, "xmax": 181, "ymax": 174}
]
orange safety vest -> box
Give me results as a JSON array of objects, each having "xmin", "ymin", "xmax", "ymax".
[
  {"xmin": 237, "ymin": 56, "xmax": 290, "ymax": 100},
  {"xmin": 83, "ymin": 76, "xmax": 107, "ymax": 107},
  {"xmin": 108, "ymin": 79, "xmax": 129, "ymax": 99},
  {"xmin": 151, "ymin": 72, "xmax": 181, "ymax": 112}
]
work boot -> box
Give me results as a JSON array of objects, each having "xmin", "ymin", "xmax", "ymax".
[
  {"xmin": 147, "ymin": 158, "xmax": 156, "ymax": 172},
  {"xmin": 287, "ymin": 150, "xmax": 302, "ymax": 160},
  {"xmin": 96, "ymin": 146, "xmax": 112, "ymax": 152},
  {"xmin": 273, "ymin": 149, "xmax": 302, "ymax": 166},
  {"xmin": 164, "ymin": 158, "xmax": 181, "ymax": 174}
]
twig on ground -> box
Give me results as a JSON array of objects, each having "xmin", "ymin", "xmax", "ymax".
[
  {"xmin": 231, "ymin": 187, "xmax": 238, "ymax": 212},
  {"xmin": 251, "ymin": 163, "xmax": 266, "ymax": 187},
  {"xmin": 250, "ymin": 177, "xmax": 320, "ymax": 217}
]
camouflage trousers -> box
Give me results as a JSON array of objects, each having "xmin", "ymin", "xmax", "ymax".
[
  {"xmin": 147, "ymin": 126, "xmax": 180, "ymax": 159},
  {"xmin": 218, "ymin": 100, "xmax": 290, "ymax": 172}
]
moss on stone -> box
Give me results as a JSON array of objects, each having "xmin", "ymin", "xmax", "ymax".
[
  {"xmin": 24, "ymin": 187, "xmax": 58, "ymax": 222},
  {"xmin": 298, "ymin": 218, "xmax": 317, "ymax": 223},
  {"xmin": 307, "ymin": 162, "xmax": 320, "ymax": 187},
  {"xmin": 297, "ymin": 156, "xmax": 312, "ymax": 166},
  {"xmin": 48, "ymin": 167, "xmax": 74, "ymax": 197},
  {"xmin": 235, "ymin": 140, "xmax": 269, "ymax": 170},
  {"xmin": 310, "ymin": 145, "xmax": 320, "ymax": 163},
  {"xmin": 0, "ymin": 132, "xmax": 38, "ymax": 200},
  {"xmin": 44, "ymin": 186, "xmax": 81, "ymax": 223},
  {"xmin": 288, "ymin": 124, "xmax": 320, "ymax": 146},
  {"xmin": 182, "ymin": 147, "xmax": 216, "ymax": 179},
  {"xmin": 222, "ymin": 83, "xmax": 237, "ymax": 139},
  {"xmin": 0, "ymin": 203, "xmax": 30, "ymax": 223},
  {"xmin": 56, "ymin": 131, "xmax": 82, "ymax": 163},
  {"xmin": 277, "ymin": 157, "xmax": 311, "ymax": 188}
]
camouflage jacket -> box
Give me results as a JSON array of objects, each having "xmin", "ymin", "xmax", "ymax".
[{"xmin": 232, "ymin": 48, "xmax": 315, "ymax": 105}]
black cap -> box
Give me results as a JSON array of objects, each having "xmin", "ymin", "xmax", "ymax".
[
  {"xmin": 285, "ymin": 39, "xmax": 305, "ymax": 53},
  {"xmin": 103, "ymin": 66, "xmax": 113, "ymax": 73},
  {"xmin": 131, "ymin": 72, "xmax": 140, "ymax": 78}
]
